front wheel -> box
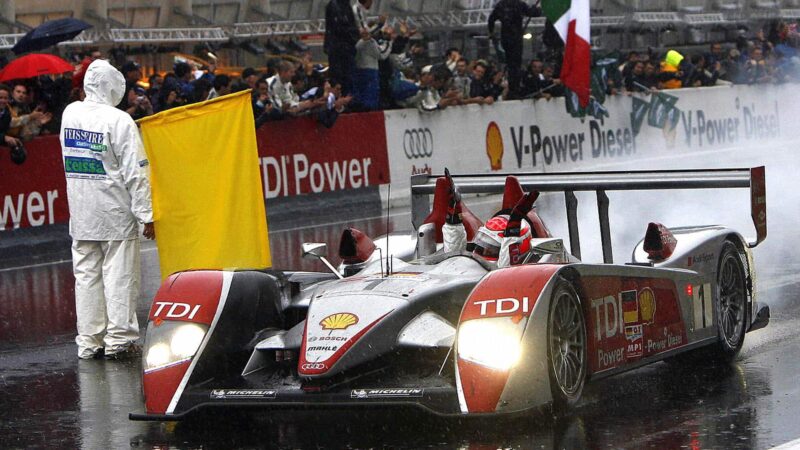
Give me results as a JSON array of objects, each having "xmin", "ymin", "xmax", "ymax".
[{"xmin": 547, "ymin": 278, "xmax": 587, "ymax": 412}]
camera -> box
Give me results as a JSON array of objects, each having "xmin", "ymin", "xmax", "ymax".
[{"xmin": 10, "ymin": 142, "xmax": 26, "ymax": 165}]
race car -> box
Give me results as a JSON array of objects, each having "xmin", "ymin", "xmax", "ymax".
[{"xmin": 130, "ymin": 167, "xmax": 769, "ymax": 420}]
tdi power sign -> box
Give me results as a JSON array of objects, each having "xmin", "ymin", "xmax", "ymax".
[
  {"xmin": 256, "ymin": 112, "xmax": 390, "ymax": 198},
  {"xmin": 0, "ymin": 136, "xmax": 68, "ymax": 230}
]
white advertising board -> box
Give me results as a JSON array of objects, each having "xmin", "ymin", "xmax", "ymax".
[{"xmin": 383, "ymin": 84, "xmax": 796, "ymax": 207}]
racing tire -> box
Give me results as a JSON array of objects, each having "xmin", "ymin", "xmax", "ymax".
[
  {"xmin": 711, "ymin": 241, "xmax": 748, "ymax": 364},
  {"xmin": 547, "ymin": 278, "xmax": 587, "ymax": 413}
]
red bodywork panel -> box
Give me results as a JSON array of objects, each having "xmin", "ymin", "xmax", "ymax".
[
  {"xmin": 144, "ymin": 360, "xmax": 192, "ymax": 414},
  {"xmin": 144, "ymin": 271, "xmax": 225, "ymax": 414},
  {"xmin": 457, "ymin": 265, "xmax": 561, "ymax": 413},
  {"xmin": 580, "ymin": 276, "xmax": 687, "ymax": 374},
  {"xmin": 750, "ymin": 166, "xmax": 767, "ymax": 246}
]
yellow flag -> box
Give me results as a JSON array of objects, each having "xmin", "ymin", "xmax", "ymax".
[{"xmin": 139, "ymin": 90, "xmax": 270, "ymax": 279}]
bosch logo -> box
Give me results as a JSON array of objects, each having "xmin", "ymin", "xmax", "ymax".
[
  {"xmin": 403, "ymin": 128, "xmax": 433, "ymax": 159},
  {"xmin": 301, "ymin": 363, "xmax": 327, "ymax": 370}
]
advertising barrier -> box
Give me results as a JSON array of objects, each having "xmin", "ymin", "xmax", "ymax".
[
  {"xmin": 255, "ymin": 111, "xmax": 390, "ymax": 198},
  {"xmin": 383, "ymin": 84, "xmax": 795, "ymax": 206},
  {"xmin": 1, "ymin": 135, "xmax": 68, "ymax": 231},
  {"xmin": 1, "ymin": 84, "xmax": 794, "ymax": 236}
]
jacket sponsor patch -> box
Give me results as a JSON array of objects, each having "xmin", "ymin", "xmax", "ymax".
[
  {"xmin": 209, "ymin": 389, "xmax": 276, "ymax": 399},
  {"xmin": 64, "ymin": 156, "xmax": 106, "ymax": 176},
  {"xmin": 63, "ymin": 128, "xmax": 107, "ymax": 152},
  {"xmin": 350, "ymin": 388, "xmax": 424, "ymax": 399}
]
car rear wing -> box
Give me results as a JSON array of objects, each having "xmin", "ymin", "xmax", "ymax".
[{"xmin": 410, "ymin": 167, "xmax": 766, "ymax": 263}]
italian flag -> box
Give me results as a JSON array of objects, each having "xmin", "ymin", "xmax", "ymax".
[{"xmin": 543, "ymin": 0, "xmax": 591, "ymax": 107}]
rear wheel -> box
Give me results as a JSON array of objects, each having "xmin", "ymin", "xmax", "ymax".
[
  {"xmin": 547, "ymin": 279, "xmax": 587, "ymax": 412},
  {"xmin": 713, "ymin": 241, "xmax": 748, "ymax": 362}
]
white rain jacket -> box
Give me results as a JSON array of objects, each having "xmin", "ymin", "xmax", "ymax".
[{"xmin": 60, "ymin": 59, "xmax": 153, "ymax": 240}]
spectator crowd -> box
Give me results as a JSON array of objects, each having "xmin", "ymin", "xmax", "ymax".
[{"xmin": 3, "ymin": 5, "xmax": 800, "ymax": 154}]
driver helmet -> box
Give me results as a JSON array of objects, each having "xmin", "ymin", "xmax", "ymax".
[{"xmin": 472, "ymin": 214, "xmax": 532, "ymax": 263}]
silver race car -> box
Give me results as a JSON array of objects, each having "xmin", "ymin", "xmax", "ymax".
[{"xmin": 131, "ymin": 167, "xmax": 769, "ymax": 420}]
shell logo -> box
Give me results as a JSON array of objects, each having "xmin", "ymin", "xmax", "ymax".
[
  {"xmin": 320, "ymin": 312, "xmax": 359, "ymax": 330},
  {"xmin": 638, "ymin": 288, "xmax": 656, "ymax": 323},
  {"xmin": 486, "ymin": 121, "xmax": 504, "ymax": 170}
]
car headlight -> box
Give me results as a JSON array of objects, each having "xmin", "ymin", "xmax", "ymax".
[
  {"xmin": 144, "ymin": 321, "xmax": 208, "ymax": 372},
  {"xmin": 457, "ymin": 317, "xmax": 526, "ymax": 371}
]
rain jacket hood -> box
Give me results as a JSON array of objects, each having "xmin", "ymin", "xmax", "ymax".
[{"xmin": 84, "ymin": 59, "xmax": 126, "ymax": 107}]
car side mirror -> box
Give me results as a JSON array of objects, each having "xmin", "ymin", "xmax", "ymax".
[
  {"xmin": 301, "ymin": 242, "xmax": 343, "ymax": 279},
  {"xmin": 302, "ymin": 243, "xmax": 328, "ymax": 259}
]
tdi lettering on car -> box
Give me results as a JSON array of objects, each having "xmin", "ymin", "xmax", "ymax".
[{"xmin": 583, "ymin": 277, "xmax": 687, "ymax": 373}]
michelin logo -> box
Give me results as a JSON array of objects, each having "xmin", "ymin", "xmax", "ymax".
[
  {"xmin": 209, "ymin": 389, "xmax": 277, "ymax": 399},
  {"xmin": 64, "ymin": 128, "xmax": 107, "ymax": 152},
  {"xmin": 350, "ymin": 388, "xmax": 424, "ymax": 399}
]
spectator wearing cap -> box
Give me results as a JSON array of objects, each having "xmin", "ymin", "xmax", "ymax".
[
  {"xmin": 354, "ymin": 26, "xmax": 393, "ymax": 110},
  {"xmin": 117, "ymin": 60, "xmax": 142, "ymax": 112},
  {"xmin": 325, "ymin": 0, "xmax": 359, "ymax": 95}
]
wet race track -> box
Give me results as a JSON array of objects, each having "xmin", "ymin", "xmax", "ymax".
[{"xmin": 2, "ymin": 143, "xmax": 800, "ymax": 449}]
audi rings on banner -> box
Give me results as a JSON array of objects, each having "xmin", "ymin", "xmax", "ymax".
[{"xmin": 403, "ymin": 128, "xmax": 434, "ymax": 159}]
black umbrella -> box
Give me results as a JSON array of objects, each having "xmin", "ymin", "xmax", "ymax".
[{"xmin": 12, "ymin": 18, "xmax": 93, "ymax": 55}]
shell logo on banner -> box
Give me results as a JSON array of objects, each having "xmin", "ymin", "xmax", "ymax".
[
  {"xmin": 486, "ymin": 121, "xmax": 504, "ymax": 170},
  {"xmin": 320, "ymin": 313, "xmax": 359, "ymax": 330}
]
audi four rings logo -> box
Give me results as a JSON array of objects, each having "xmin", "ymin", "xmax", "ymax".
[
  {"xmin": 403, "ymin": 128, "xmax": 433, "ymax": 159},
  {"xmin": 302, "ymin": 363, "xmax": 327, "ymax": 370}
]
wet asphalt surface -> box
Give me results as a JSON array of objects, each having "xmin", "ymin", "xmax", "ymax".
[{"xmin": 2, "ymin": 145, "xmax": 800, "ymax": 449}]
